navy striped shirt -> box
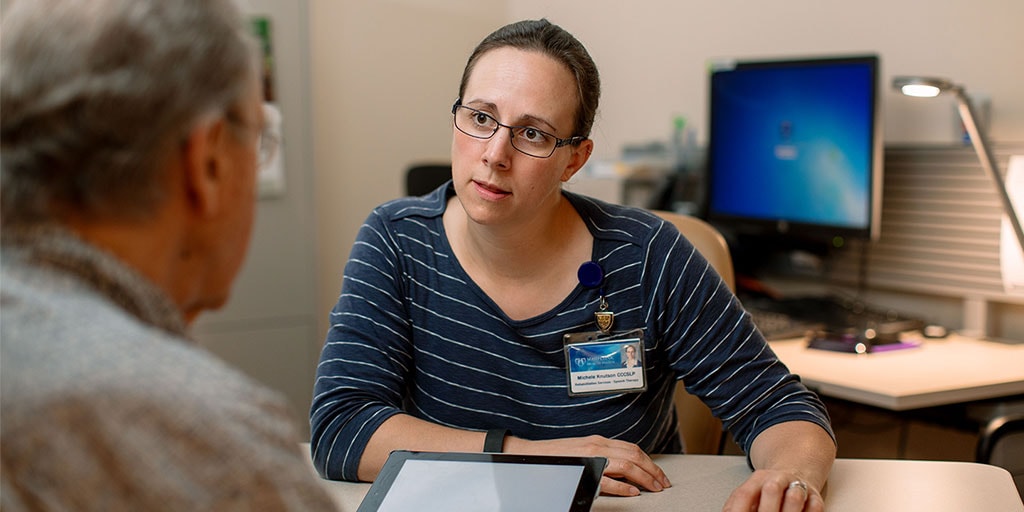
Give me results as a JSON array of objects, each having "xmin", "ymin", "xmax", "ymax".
[{"xmin": 311, "ymin": 184, "xmax": 832, "ymax": 481}]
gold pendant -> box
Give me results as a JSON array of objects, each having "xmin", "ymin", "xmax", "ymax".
[{"xmin": 595, "ymin": 310, "xmax": 615, "ymax": 333}]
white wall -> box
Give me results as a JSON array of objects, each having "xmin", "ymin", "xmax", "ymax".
[
  {"xmin": 309, "ymin": 0, "xmax": 508, "ymax": 340},
  {"xmin": 507, "ymin": 0, "xmax": 1024, "ymax": 160},
  {"xmin": 310, "ymin": 0, "xmax": 1024, "ymax": 343}
]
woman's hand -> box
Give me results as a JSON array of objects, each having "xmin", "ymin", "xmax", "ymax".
[
  {"xmin": 722, "ymin": 469, "xmax": 824, "ymax": 512},
  {"xmin": 722, "ymin": 421, "xmax": 834, "ymax": 512},
  {"xmin": 504, "ymin": 435, "xmax": 671, "ymax": 497}
]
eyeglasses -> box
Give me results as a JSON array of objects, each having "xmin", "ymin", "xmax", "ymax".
[
  {"xmin": 451, "ymin": 100, "xmax": 584, "ymax": 159},
  {"xmin": 256, "ymin": 125, "xmax": 279, "ymax": 167},
  {"xmin": 226, "ymin": 105, "xmax": 279, "ymax": 167}
]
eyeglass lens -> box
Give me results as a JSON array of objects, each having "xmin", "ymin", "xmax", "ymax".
[
  {"xmin": 259, "ymin": 130, "xmax": 278, "ymax": 166},
  {"xmin": 453, "ymin": 106, "xmax": 559, "ymax": 158},
  {"xmin": 257, "ymin": 103, "xmax": 280, "ymax": 166}
]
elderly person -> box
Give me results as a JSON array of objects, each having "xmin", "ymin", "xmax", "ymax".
[{"xmin": 0, "ymin": 0, "xmax": 337, "ymax": 509}]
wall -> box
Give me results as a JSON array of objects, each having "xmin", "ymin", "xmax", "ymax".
[
  {"xmin": 308, "ymin": 0, "xmax": 1024, "ymax": 344},
  {"xmin": 309, "ymin": 0, "xmax": 507, "ymax": 341},
  {"xmin": 507, "ymin": 1, "xmax": 1024, "ymax": 158}
]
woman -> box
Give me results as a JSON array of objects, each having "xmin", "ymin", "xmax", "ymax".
[
  {"xmin": 621, "ymin": 344, "xmax": 641, "ymax": 368},
  {"xmin": 312, "ymin": 18, "xmax": 835, "ymax": 511}
]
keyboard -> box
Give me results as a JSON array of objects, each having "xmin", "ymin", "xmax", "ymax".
[
  {"xmin": 743, "ymin": 294, "xmax": 926, "ymax": 342},
  {"xmin": 747, "ymin": 308, "xmax": 823, "ymax": 340}
]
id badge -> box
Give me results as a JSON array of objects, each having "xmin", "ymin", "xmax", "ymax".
[{"xmin": 563, "ymin": 328, "xmax": 647, "ymax": 396}]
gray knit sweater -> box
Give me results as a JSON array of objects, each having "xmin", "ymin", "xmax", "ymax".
[{"xmin": 1, "ymin": 226, "xmax": 337, "ymax": 511}]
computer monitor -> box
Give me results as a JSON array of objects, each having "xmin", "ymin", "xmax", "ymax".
[{"xmin": 704, "ymin": 54, "xmax": 882, "ymax": 274}]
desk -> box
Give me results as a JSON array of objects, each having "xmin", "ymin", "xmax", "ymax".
[
  {"xmin": 312, "ymin": 454, "xmax": 1023, "ymax": 511},
  {"xmin": 769, "ymin": 334, "xmax": 1024, "ymax": 411}
]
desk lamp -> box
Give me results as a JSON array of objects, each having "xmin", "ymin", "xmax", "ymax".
[{"xmin": 893, "ymin": 76, "xmax": 1024, "ymax": 254}]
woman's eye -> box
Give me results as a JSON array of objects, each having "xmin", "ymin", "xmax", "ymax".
[
  {"xmin": 522, "ymin": 128, "xmax": 546, "ymax": 142},
  {"xmin": 473, "ymin": 113, "xmax": 491, "ymax": 125}
]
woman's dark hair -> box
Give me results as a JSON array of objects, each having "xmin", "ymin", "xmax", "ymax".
[{"xmin": 457, "ymin": 19, "xmax": 600, "ymax": 139}]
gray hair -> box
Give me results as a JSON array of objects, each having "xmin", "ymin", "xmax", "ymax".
[{"xmin": 1, "ymin": 0, "xmax": 259, "ymax": 224}]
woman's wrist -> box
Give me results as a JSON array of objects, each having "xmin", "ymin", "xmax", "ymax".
[{"xmin": 483, "ymin": 429, "xmax": 510, "ymax": 453}]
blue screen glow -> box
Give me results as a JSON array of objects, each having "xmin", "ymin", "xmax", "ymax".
[{"xmin": 707, "ymin": 56, "xmax": 878, "ymax": 238}]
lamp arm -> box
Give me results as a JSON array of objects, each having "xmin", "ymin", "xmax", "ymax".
[{"xmin": 954, "ymin": 88, "xmax": 1024, "ymax": 254}]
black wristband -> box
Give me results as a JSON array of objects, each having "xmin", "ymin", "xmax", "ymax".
[{"xmin": 483, "ymin": 429, "xmax": 509, "ymax": 453}]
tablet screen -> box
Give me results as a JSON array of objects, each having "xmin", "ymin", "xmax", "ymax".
[{"xmin": 357, "ymin": 451, "xmax": 607, "ymax": 512}]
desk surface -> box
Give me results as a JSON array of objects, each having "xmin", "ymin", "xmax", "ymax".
[
  {"xmin": 769, "ymin": 334, "xmax": 1024, "ymax": 410},
  {"xmin": 313, "ymin": 454, "xmax": 1023, "ymax": 511}
]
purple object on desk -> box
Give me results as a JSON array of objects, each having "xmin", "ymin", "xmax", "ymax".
[
  {"xmin": 871, "ymin": 340, "xmax": 922, "ymax": 352},
  {"xmin": 807, "ymin": 335, "xmax": 921, "ymax": 354}
]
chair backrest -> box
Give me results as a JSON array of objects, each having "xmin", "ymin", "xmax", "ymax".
[
  {"xmin": 977, "ymin": 414, "xmax": 1024, "ymax": 499},
  {"xmin": 652, "ymin": 210, "xmax": 735, "ymax": 291},
  {"xmin": 406, "ymin": 163, "xmax": 452, "ymax": 196},
  {"xmin": 652, "ymin": 210, "xmax": 733, "ymax": 454}
]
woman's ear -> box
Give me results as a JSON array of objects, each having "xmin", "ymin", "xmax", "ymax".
[
  {"xmin": 180, "ymin": 117, "xmax": 228, "ymax": 218},
  {"xmin": 560, "ymin": 139, "xmax": 594, "ymax": 182}
]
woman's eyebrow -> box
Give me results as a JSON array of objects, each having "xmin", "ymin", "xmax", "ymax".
[{"xmin": 462, "ymin": 99, "xmax": 559, "ymax": 132}]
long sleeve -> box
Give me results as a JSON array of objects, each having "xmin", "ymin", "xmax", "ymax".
[
  {"xmin": 2, "ymin": 371, "xmax": 338, "ymax": 511},
  {"xmin": 641, "ymin": 216, "xmax": 833, "ymax": 452},
  {"xmin": 1, "ymin": 230, "xmax": 339, "ymax": 511},
  {"xmin": 311, "ymin": 209, "xmax": 414, "ymax": 481}
]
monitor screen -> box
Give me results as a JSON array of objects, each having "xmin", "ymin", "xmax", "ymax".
[{"xmin": 705, "ymin": 55, "xmax": 882, "ymax": 251}]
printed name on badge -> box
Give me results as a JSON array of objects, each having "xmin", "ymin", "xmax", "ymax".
[{"xmin": 564, "ymin": 338, "xmax": 646, "ymax": 396}]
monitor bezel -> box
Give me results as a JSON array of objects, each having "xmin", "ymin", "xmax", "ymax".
[{"xmin": 704, "ymin": 54, "xmax": 883, "ymax": 245}]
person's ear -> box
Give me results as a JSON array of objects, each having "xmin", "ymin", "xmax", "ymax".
[
  {"xmin": 560, "ymin": 139, "xmax": 594, "ymax": 182},
  {"xmin": 181, "ymin": 116, "xmax": 228, "ymax": 218}
]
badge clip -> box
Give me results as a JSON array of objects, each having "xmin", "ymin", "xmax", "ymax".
[{"xmin": 595, "ymin": 296, "xmax": 614, "ymax": 333}]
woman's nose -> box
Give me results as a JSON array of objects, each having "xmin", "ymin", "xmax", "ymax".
[{"xmin": 482, "ymin": 127, "xmax": 514, "ymax": 169}]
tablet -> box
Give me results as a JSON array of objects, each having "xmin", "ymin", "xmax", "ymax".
[{"xmin": 356, "ymin": 450, "xmax": 608, "ymax": 512}]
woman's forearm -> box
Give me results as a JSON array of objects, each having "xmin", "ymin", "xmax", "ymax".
[
  {"xmin": 357, "ymin": 414, "xmax": 488, "ymax": 482},
  {"xmin": 748, "ymin": 420, "xmax": 836, "ymax": 490}
]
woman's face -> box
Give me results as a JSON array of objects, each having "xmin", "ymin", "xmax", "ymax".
[
  {"xmin": 451, "ymin": 47, "xmax": 592, "ymax": 227},
  {"xmin": 625, "ymin": 345, "xmax": 636, "ymax": 358}
]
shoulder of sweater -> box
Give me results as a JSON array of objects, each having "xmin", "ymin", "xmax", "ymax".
[
  {"xmin": 563, "ymin": 190, "xmax": 667, "ymax": 245},
  {"xmin": 374, "ymin": 183, "xmax": 450, "ymax": 222}
]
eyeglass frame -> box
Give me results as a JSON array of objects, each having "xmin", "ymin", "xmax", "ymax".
[
  {"xmin": 451, "ymin": 99, "xmax": 585, "ymax": 159},
  {"xmin": 225, "ymin": 104, "xmax": 279, "ymax": 167}
]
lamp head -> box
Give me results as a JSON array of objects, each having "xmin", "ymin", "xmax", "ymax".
[
  {"xmin": 892, "ymin": 76, "xmax": 959, "ymax": 98},
  {"xmin": 892, "ymin": 75, "xmax": 1024, "ymax": 257}
]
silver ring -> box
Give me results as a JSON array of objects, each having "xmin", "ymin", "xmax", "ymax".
[{"xmin": 788, "ymin": 480, "xmax": 808, "ymax": 494}]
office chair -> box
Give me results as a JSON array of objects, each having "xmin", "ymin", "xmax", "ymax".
[
  {"xmin": 405, "ymin": 163, "xmax": 451, "ymax": 196},
  {"xmin": 976, "ymin": 413, "xmax": 1024, "ymax": 499},
  {"xmin": 652, "ymin": 210, "xmax": 733, "ymax": 455}
]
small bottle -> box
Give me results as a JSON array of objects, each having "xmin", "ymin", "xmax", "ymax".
[
  {"xmin": 671, "ymin": 115, "xmax": 688, "ymax": 175},
  {"xmin": 670, "ymin": 115, "xmax": 701, "ymax": 215}
]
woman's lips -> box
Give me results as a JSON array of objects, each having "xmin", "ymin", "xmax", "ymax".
[{"xmin": 473, "ymin": 180, "xmax": 510, "ymax": 200}]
